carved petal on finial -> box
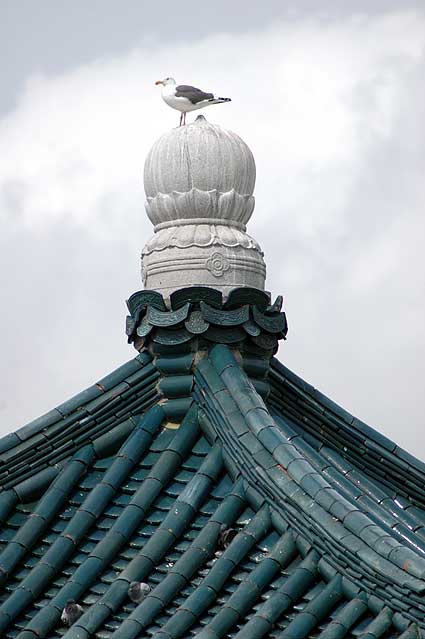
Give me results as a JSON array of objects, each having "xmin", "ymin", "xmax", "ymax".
[
  {"xmin": 145, "ymin": 189, "xmax": 255, "ymax": 230},
  {"xmin": 142, "ymin": 225, "xmax": 263, "ymax": 255}
]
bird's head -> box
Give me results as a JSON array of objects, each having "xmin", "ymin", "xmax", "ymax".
[{"xmin": 155, "ymin": 77, "xmax": 176, "ymax": 86}]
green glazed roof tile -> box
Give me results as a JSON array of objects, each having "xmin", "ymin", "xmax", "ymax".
[
  {"xmin": 170, "ymin": 286, "xmax": 223, "ymax": 310},
  {"xmin": 0, "ymin": 332, "xmax": 424, "ymax": 638},
  {"xmin": 270, "ymin": 357, "xmax": 425, "ymax": 508},
  {"xmin": 0, "ymin": 433, "xmax": 21, "ymax": 455}
]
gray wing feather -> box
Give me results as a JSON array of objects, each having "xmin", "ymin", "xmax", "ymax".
[{"xmin": 175, "ymin": 85, "xmax": 214, "ymax": 103}]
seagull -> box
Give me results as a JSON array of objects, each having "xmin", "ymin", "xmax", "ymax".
[
  {"xmin": 128, "ymin": 581, "xmax": 151, "ymax": 603},
  {"xmin": 155, "ymin": 77, "xmax": 231, "ymax": 126},
  {"xmin": 61, "ymin": 600, "xmax": 84, "ymax": 626}
]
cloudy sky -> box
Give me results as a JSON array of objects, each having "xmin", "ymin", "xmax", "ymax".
[{"xmin": 1, "ymin": 1, "xmax": 424, "ymax": 459}]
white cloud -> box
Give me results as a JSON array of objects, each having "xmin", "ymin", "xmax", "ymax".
[{"xmin": 1, "ymin": 10, "xmax": 424, "ymax": 457}]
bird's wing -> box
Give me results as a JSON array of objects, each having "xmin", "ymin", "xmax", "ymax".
[{"xmin": 175, "ymin": 85, "xmax": 214, "ymax": 104}]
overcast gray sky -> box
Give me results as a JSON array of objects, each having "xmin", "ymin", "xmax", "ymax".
[{"xmin": 1, "ymin": 2, "xmax": 424, "ymax": 460}]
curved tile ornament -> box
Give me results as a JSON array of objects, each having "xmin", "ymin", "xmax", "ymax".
[
  {"xmin": 126, "ymin": 286, "xmax": 288, "ymax": 356},
  {"xmin": 142, "ymin": 115, "xmax": 266, "ymax": 299}
]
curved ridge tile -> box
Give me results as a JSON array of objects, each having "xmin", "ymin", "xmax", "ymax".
[
  {"xmin": 271, "ymin": 412, "xmax": 425, "ymax": 562},
  {"xmin": 194, "ymin": 345, "xmax": 425, "ymax": 626},
  {"xmin": 269, "ymin": 358, "xmax": 425, "ymax": 509}
]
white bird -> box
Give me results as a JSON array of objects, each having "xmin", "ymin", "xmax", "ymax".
[
  {"xmin": 155, "ymin": 77, "xmax": 231, "ymax": 126},
  {"xmin": 128, "ymin": 581, "xmax": 151, "ymax": 603},
  {"xmin": 61, "ymin": 600, "xmax": 84, "ymax": 626}
]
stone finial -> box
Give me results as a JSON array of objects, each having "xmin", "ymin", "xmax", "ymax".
[{"xmin": 141, "ymin": 116, "xmax": 266, "ymax": 300}]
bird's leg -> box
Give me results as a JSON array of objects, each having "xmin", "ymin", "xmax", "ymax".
[
  {"xmin": 183, "ymin": 112, "xmax": 186, "ymax": 125},
  {"xmin": 179, "ymin": 113, "xmax": 183, "ymax": 126}
]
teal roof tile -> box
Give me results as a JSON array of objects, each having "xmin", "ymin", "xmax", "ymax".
[
  {"xmin": 0, "ymin": 332, "xmax": 424, "ymax": 638},
  {"xmin": 0, "ymin": 432, "xmax": 21, "ymax": 455}
]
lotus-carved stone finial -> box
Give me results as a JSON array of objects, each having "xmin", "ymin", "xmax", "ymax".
[{"xmin": 141, "ymin": 116, "xmax": 266, "ymax": 301}]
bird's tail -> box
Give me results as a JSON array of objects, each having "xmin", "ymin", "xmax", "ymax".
[{"xmin": 209, "ymin": 97, "xmax": 231, "ymax": 104}]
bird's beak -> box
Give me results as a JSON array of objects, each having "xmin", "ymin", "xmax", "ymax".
[{"xmin": 155, "ymin": 80, "xmax": 163, "ymax": 86}]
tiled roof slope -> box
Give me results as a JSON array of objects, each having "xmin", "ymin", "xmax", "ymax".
[{"xmin": 0, "ymin": 346, "xmax": 424, "ymax": 638}]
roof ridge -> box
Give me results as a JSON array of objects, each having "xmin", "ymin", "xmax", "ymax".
[
  {"xmin": 269, "ymin": 357, "xmax": 425, "ymax": 506},
  {"xmin": 194, "ymin": 344, "xmax": 425, "ymax": 624},
  {"xmin": 271, "ymin": 411, "xmax": 425, "ymax": 551}
]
